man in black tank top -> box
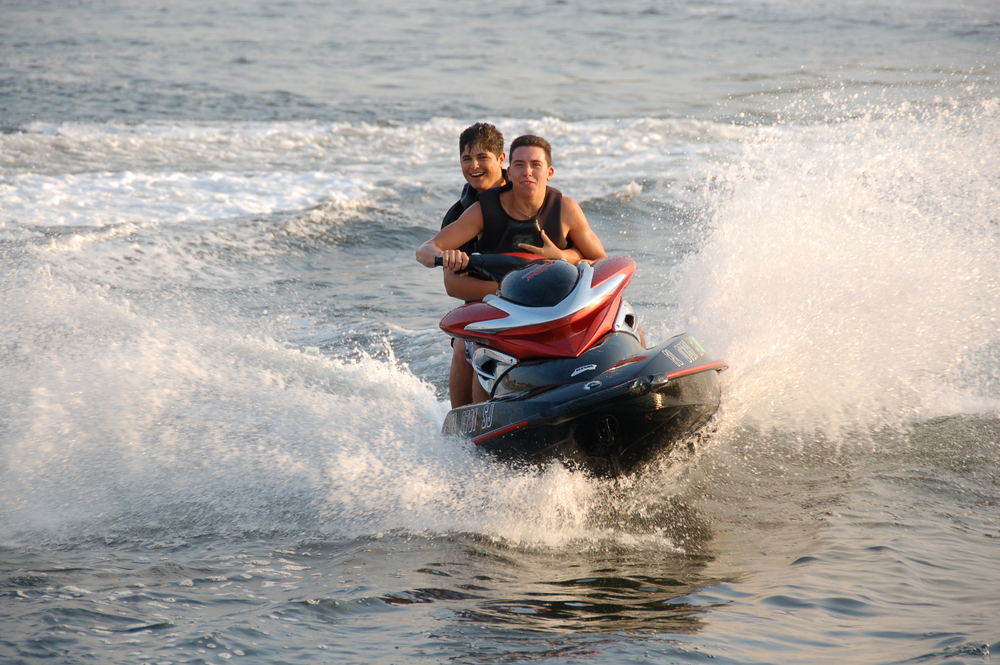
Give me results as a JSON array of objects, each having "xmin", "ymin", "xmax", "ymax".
[
  {"xmin": 416, "ymin": 134, "xmax": 608, "ymax": 406},
  {"xmin": 476, "ymin": 182, "xmax": 569, "ymax": 254}
]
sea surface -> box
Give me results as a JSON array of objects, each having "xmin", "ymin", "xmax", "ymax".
[{"xmin": 2, "ymin": 1, "xmax": 999, "ymax": 663}]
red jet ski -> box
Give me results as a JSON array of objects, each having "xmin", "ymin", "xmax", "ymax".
[{"xmin": 435, "ymin": 254, "xmax": 727, "ymax": 475}]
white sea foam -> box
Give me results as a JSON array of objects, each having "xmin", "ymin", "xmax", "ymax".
[
  {"xmin": 671, "ymin": 98, "xmax": 1000, "ymax": 435},
  {"xmin": 0, "ymin": 169, "xmax": 373, "ymax": 228},
  {"xmin": 0, "ymin": 262, "xmax": 449, "ymax": 540},
  {"xmin": 0, "ymin": 117, "xmax": 743, "ymax": 232}
]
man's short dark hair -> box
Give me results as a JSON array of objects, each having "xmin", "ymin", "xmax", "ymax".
[
  {"xmin": 459, "ymin": 122, "xmax": 504, "ymax": 157},
  {"xmin": 508, "ymin": 134, "xmax": 552, "ymax": 166}
]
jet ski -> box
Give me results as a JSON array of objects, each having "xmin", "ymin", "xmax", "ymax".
[{"xmin": 434, "ymin": 253, "xmax": 727, "ymax": 476}]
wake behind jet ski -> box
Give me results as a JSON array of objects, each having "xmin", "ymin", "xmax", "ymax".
[{"xmin": 432, "ymin": 253, "xmax": 727, "ymax": 476}]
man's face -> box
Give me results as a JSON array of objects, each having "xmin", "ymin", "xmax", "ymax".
[
  {"xmin": 508, "ymin": 145, "xmax": 553, "ymax": 197},
  {"xmin": 460, "ymin": 143, "xmax": 505, "ymax": 191}
]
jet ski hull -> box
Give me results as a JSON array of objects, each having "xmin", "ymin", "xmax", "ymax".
[{"xmin": 442, "ymin": 332, "xmax": 726, "ymax": 475}]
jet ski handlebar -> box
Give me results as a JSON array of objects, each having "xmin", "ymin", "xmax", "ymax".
[{"xmin": 432, "ymin": 252, "xmax": 537, "ymax": 283}]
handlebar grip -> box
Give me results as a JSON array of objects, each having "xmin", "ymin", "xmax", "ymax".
[{"xmin": 433, "ymin": 256, "xmax": 443, "ymax": 267}]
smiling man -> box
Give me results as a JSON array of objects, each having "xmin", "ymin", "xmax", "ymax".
[
  {"xmin": 438, "ymin": 123, "xmax": 508, "ymax": 304},
  {"xmin": 433, "ymin": 123, "xmax": 508, "ymax": 408},
  {"xmin": 417, "ymin": 134, "xmax": 608, "ymax": 406}
]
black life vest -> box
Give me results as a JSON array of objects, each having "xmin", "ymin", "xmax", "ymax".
[{"xmin": 477, "ymin": 185, "xmax": 571, "ymax": 254}]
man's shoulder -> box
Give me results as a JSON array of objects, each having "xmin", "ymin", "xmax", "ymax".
[
  {"xmin": 441, "ymin": 199, "xmax": 466, "ymax": 228},
  {"xmin": 459, "ymin": 182, "xmax": 478, "ymax": 208},
  {"xmin": 553, "ymin": 189, "xmax": 588, "ymax": 229},
  {"xmin": 441, "ymin": 183, "xmax": 479, "ymax": 228}
]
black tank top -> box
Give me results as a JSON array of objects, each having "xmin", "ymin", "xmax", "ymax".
[{"xmin": 477, "ymin": 185, "xmax": 571, "ymax": 254}]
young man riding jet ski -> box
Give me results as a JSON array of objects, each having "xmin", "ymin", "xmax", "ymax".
[{"xmin": 417, "ymin": 134, "xmax": 609, "ymax": 404}]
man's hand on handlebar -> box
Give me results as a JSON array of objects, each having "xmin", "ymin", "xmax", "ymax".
[
  {"xmin": 438, "ymin": 249, "xmax": 469, "ymax": 272},
  {"xmin": 416, "ymin": 240, "xmax": 468, "ymax": 270}
]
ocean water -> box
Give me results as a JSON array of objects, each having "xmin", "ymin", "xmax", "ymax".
[{"xmin": 2, "ymin": 1, "xmax": 999, "ymax": 663}]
